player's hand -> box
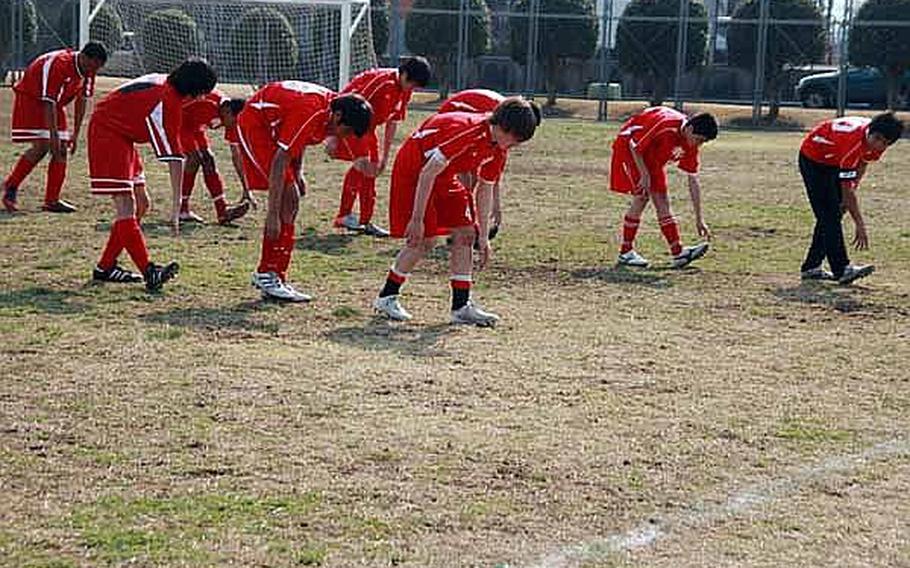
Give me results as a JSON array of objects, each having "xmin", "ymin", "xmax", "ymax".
[
  {"xmin": 476, "ymin": 238, "xmax": 493, "ymax": 271},
  {"xmin": 853, "ymin": 223, "xmax": 869, "ymax": 250},
  {"xmin": 265, "ymin": 212, "xmax": 280, "ymax": 240},
  {"xmin": 405, "ymin": 218, "xmax": 424, "ymax": 247},
  {"xmin": 241, "ymin": 191, "xmax": 258, "ymax": 211},
  {"xmin": 67, "ymin": 137, "xmax": 78, "ymax": 155},
  {"xmin": 696, "ymin": 220, "xmax": 712, "ymax": 240},
  {"xmin": 492, "ymin": 207, "xmax": 503, "ymax": 228},
  {"xmin": 324, "ymin": 136, "xmax": 339, "ymax": 157}
]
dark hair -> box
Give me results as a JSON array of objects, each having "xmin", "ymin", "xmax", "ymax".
[
  {"xmin": 221, "ymin": 98, "xmax": 246, "ymax": 116},
  {"xmin": 399, "ymin": 56, "xmax": 431, "ymax": 88},
  {"xmin": 869, "ymin": 111, "xmax": 904, "ymax": 145},
  {"xmin": 529, "ymin": 100, "xmax": 542, "ymax": 126},
  {"xmin": 81, "ymin": 41, "xmax": 108, "ymax": 64},
  {"xmin": 688, "ymin": 112, "xmax": 718, "ymax": 141},
  {"xmin": 490, "ymin": 97, "xmax": 538, "ymax": 142},
  {"xmin": 168, "ymin": 58, "xmax": 217, "ymax": 98},
  {"xmin": 331, "ymin": 93, "xmax": 373, "ymax": 137}
]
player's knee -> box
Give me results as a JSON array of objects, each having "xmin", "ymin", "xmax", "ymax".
[
  {"xmin": 200, "ymin": 151, "xmax": 216, "ymax": 173},
  {"xmin": 29, "ymin": 142, "xmax": 49, "ymax": 159},
  {"xmin": 450, "ymin": 228, "xmax": 475, "ymax": 248},
  {"xmin": 418, "ymin": 238, "xmax": 437, "ymax": 254}
]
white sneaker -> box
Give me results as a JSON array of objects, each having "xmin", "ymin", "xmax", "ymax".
[
  {"xmin": 334, "ymin": 213, "xmax": 364, "ymax": 232},
  {"xmin": 451, "ymin": 301, "xmax": 500, "ymax": 327},
  {"xmin": 672, "ymin": 242, "xmax": 710, "ymax": 268},
  {"xmin": 373, "ymin": 295, "xmax": 412, "ymax": 321},
  {"xmin": 801, "ymin": 266, "xmax": 835, "ymax": 281},
  {"xmin": 838, "ymin": 264, "xmax": 875, "ymax": 286},
  {"xmin": 617, "ymin": 250, "xmax": 649, "ymax": 267},
  {"xmin": 251, "ymin": 271, "xmax": 311, "ymax": 302},
  {"xmin": 179, "ymin": 210, "xmax": 205, "ymax": 224}
]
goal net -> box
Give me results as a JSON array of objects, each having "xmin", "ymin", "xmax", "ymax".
[{"xmin": 79, "ymin": 0, "xmax": 377, "ymax": 90}]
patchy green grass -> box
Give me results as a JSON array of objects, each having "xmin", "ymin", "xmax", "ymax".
[{"xmin": 2, "ymin": 90, "xmax": 910, "ymax": 568}]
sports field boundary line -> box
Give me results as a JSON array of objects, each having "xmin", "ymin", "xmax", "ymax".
[{"xmin": 522, "ymin": 437, "xmax": 910, "ymax": 568}]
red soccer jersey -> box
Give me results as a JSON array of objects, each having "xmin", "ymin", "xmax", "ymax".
[
  {"xmin": 439, "ymin": 89, "xmax": 504, "ymax": 114},
  {"xmin": 246, "ymin": 81, "xmax": 335, "ymax": 156},
  {"xmin": 14, "ymin": 49, "xmax": 95, "ymax": 105},
  {"xmin": 182, "ymin": 90, "xmax": 239, "ymax": 143},
  {"xmin": 619, "ymin": 106, "xmax": 699, "ymax": 174},
  {"xmin": 92, "ymin": 74, "xmax": 185, "ymax": 161},
  {"xmin": 408, "ymin": 112, "xmax": 507, "ymax": 184},
  {"xmin": 341, "ymin": 68, "xmax": 411, "ymax": 128},
  {"xmin": 800, "ymin": 117, "xmax": 883, "ymax": 187}
]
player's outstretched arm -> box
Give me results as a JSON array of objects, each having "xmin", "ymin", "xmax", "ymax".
[
  {"xmin": 168, "ymin": 160, "xmax": 184, "ymax": 236},
  {"xmin": 474, "ymin": 180, "xmax": 495, "ymax": 270},
  {"xmin": 265, "ymin": 150, "xmax": 291, "ymax": 239},
  {"xmin": 842, "ymin": 185, "xmax": 868, "ymax": 250},
  {"xmin": 230, "ymin": 146, "xmax": 255, "ymax": 208},
  {"xmin": 686, "ymin": 173, "xmax": 711, "ymax": 240},
  {"xmin": 380, "ymin": 121, "xmax": 399, "ymax": 174},
  {"xmin": 491, "ymin": 180, "xmax": 503, "ymax": 227},
  {"xmin": 629, "ymin": 145, "xmax": 650, "ymax": 194}
]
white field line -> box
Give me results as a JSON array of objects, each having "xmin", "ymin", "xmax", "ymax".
[{"xmin": 524, "ymin": 437, "xmax": 910, "ymax": 568}]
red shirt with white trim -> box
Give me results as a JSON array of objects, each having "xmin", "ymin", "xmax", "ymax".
[
  {"xmin": 245, "ymin": 81, "xmax": 335, "ymax": 157},
  {"xmin": 92, "ymin": 74, "xmax": 185, "ymax": 161},
  {"xmin": 619, "ymin": 106, "xmax": 700, "ymax": 174},
  {"xmin": 439, "ymin": 89, "xmax": 504, "ymax": 114},
  {"xmin": 14, "ymin": 49, "xmax": 95, "ymax": 105},
  {"xmin": 800, "ymin": 117, "xmax": 883, "ymax": 188},
  {"xmin": 181, "ymin": 90, "xmax": 239, "ymax": 143},
  {"xmin": 342, "ymin": 68, "xmax": 411, "ymax": 128},
  {"xmin": 409, "ymin": 112, "xmax": 507, "ymax": 184}
]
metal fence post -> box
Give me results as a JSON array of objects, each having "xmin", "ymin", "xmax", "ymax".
[
  {"xmin": 390, "ymin": 0, "xmax": 401, "ymax": 64},
  {"xmin": 673, "ymin": 0, "xmax": 690, "ymax": 110},
  {"xmin": 524, "ymin": 0, "xmax": 539, "ymax": 98},
  {"xmin": 836, "ymin": 0, "xmax": 853, "ymax": 117},
  {"xmin": 751, "ymin": 0, "xmax": 770, "ymax": 124}
]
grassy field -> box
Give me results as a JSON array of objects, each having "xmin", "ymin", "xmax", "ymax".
[{"xmin": 1, "ymin": 90, "xmax": 910, "ymax": 568}]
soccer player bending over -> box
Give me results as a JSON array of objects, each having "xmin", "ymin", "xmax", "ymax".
[
  {"xmin": 438, "ymin": 88, "xmax": 542, "ymax": 244},
  {"xmin": 3, "ymin": 42, "xmax": 107, "ymax": 213},
  {"xmin": 372, "ymin": 98, "xmax": 538, "ymax": 327},
  {"xmin": 89, "ymin": 59, "xmax": 217, "ymax": 290},
  {"xmin": 236, "ymin": 81, "xmax": 372, "ymax": 302},
  {"xmin": 330, "ymin": 56, "xmax": 431, "ymax": 237},
  {"xmin": 178, "ymin": 91, "xmax": 251, "ymax": 225},
  {"xmin": 609, "ymin": 106, "xmax": 717, "ymax": 268},
  {"xmin": 798, "ymin": 112, "xmax": 904, "ymax": 285}
]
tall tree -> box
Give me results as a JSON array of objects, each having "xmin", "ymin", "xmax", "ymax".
[
  {"xmin": 510, "ymin": 0, "xmax": 598, "ymax": 106},
  {"xmin": 850, "ymin": 0, "xmax": 910, "ymax": 110},
  {"xmin": 615, "ymin": 0, "xmax": 708, "ymax": 106}
]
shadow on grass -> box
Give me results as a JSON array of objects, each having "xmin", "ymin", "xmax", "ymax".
[
  {"xmin": 570, "ymin": 266, "xmax": 673, "ymax": 289},
  {"xmin": 296, "ymin": 227, "xmax": 356, "ymax": 255},
  {"xmin": 0, "ymin": 287, "xmax": 90, "ymax": 315},
  {"xmin": 139, "ymin": 301, "xmax": 280, "ymax": 333},
  {"xmin": 772, "ymin": 282, "xmax": 869, "ymax": 314},
  {"xmin": 94, "ymin": 220, "xmax": 206, "ymax": 236},
  {"xmin": 325, "ymin": 321, "xmax": 455, "ymax": 358}
]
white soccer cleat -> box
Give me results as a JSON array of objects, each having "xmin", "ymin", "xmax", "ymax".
[
  {"xmin": 252, "ymin": 271, "xmax": 310, "ymax": 302},
  {"xmin": 179, "ymin": 210, "xmax": 206, "ymax": 224},
  {"xmin": 373, "ymin": 295, "xmax": 412, "ymax": 321},
  {"xmin": 838, "ymin": 264, "xmax": 875, "ymax": 286},
  {"xmin": 672, "ymin": 242, "xmax": 710, "ymax": 268},
  {"xmin": 617, "ymin": 249, "xmax": 650, "ymax": 268},
  {"xmin": 334, "ymin": 213, "xmax": 364, "ymax": 232},
  {"xmin": 801, "ymin": 266, "xmax": 835, "ymax": 281},
  {"xmin": 451, "ymin": 301, "xmax": 500, "ymax": 327},
  {"xmin": 281, "ymin": 282, "xmax": 313, "ymax": 303}
]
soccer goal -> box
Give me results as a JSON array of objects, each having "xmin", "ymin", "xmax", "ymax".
[{"xmin": 79, "ymin": 0, "xmax": 377, "ymax": 90}]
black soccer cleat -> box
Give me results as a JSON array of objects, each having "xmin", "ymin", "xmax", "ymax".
[
  {"xmin": 93, "ymin": 264, "xmax": 144, "ymax": 283},
  {"xmin": 2, "ymin": 185, "xmax": 19, "ymax": 213},
  {"xmin": 42, "ymin": 200, "xmax": 78, "ymax": 213},
  {"xmin": 144, "ymin": 261, "xmax": 180, "ymax": 292}
]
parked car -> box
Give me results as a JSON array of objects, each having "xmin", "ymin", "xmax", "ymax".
[{"xmin": 796, "ymin": 67, "xmax": 910, "ymax": 109}]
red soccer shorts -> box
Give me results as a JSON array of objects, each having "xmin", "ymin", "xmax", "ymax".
[
  {"xmin": 11, "ymin": 91, "xmax": 70, "ymax": 143},
  {"xmin": 389, "ymin": 142, "xmax": 475, "ymax": 239},
  {"xmin": 609, "ymin": 137, "xmax": 668, "ymax": 195},
  {"xmin": 179, "ymin": 128, "xmax": 210, "ymax": 154},
  {"xmin": 236, "ymin": 111, "xmax": 296, "ymax": 191},
  {"xmin": 333, "ymin": 129, "xmax": 378, "ymax": 162},
  {"xmin": 88, "ymin": 120, "xmax": 145, "ymax": 194}
]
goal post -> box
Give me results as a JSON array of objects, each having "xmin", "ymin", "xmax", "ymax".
[{"xmin": 80, "ymin": 0, "xmax": 375, "ymax": 91}]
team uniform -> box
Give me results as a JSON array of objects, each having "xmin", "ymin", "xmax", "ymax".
[
  {"xmin": 179, "ymin": 90, "xmax": 243, "ymax": 221},
  {"xmin": 388, "ymin": 111, "xmax": 507, "ymax": 239},
  {"xmin": 333, "ymin": 68, "xmax": 413, "ymax": 227},
  {"xmin": 4, "ymin": 49, "xmax": 96, "ymax": 208},
  {"xmin": 236, "ymin": 81, "xmax": 336, "ymax": 284},
  {"xmin": 610, "ymin": 106, "xmax": 699, "ymax": 195},
  {"xmin": 798, "ymin": 117, "xmax": 883, "ymax": 279},
  {"xmin": 438, "ymin": 89, "xmax": 503, "ymax": 115},
  {"xmin": 88, "ymin": 74, "xmax": 184, "ymax": 194},
  {"xmin": 89, "ymin": 74, "xmax": 185, "ymax": 285}
]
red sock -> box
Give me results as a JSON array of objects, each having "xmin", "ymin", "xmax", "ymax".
[
  {"xmin": 98, "ymin": 219, "xmax": 127, "ymax": 270},
  {"xmin": 44, "ymin": 160, "xmax": 67, "ymax": 204},
  {"xmin": 337, "ymin": 166, "xmax": 359, "ymax": 219},
  {"xmin": 659, "ymin": 215, "xmax": 683, "ymax": 256},
  {"xmin": 5, "ymin": 155, "xmax": 39, "ymax": 189},
  {"xmin": 358, "ymin": 175, "xmax": 377, "ymax": 225},
  {"xmin": 118, "ymin": 217, "xmax": 150, "ymax": 272},
  {"xmin": 180, "ymin": 170, "xmax": 195, "ymax": 214},
  {"xmin": 203, "ymin": 171, "xmax": 227, "ymax": 219},
  {"xmin": 276, "ymin": 223, "xmax": 296, "ymax": 281},
  {"xmin": 620, "ymin": 214, "xmax": 641, "ymax": 254}
]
